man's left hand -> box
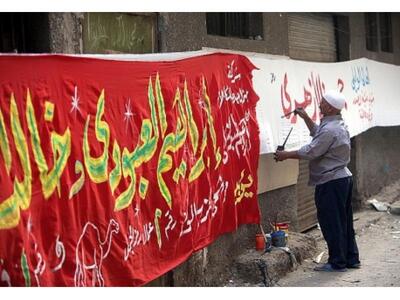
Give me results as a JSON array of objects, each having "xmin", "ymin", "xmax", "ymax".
[{"xmin": 274, "ymin": 150, "xmax": 288, "ymax": 161}]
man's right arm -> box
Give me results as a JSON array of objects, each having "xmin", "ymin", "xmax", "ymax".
[
  {"xmin": 295, "ymin": 108, "xmax": 317, "ymax": 135},
  {"xmin": 297, "ymin": 129, "xmax": 335, "ymax": 160}
]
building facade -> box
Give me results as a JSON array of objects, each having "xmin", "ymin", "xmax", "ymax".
[{"xmin": 1, "ymin": 12, "xmax": 399, "ymax": 286}]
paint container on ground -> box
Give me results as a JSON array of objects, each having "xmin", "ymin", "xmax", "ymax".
[
  {"xmin": 265, "ymin": 234, "xmax": 272, "ymax": 252},
  {"xmin": 255, "ymin": 234, "xmax": 265, "ymax": 251},
  {"xmin": 271, "ymin": 230, "xmax": 286, "ymax": 247},
  {"xmin": 274, "ymin": 222, "xmax": 289, "ymax": 242}
]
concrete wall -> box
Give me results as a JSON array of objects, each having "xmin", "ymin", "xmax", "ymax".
[
  {"xmin": 48, "ymin": 13, "xmax": 83, "ymax": 53},
  {"xmin": 353, "ymin": 127, "xmax": 400, "ymax": 203},
  {"xmin": 172, "ymin": 223, "xmax": 259, "ymax": 286},
  {"xmin": 258, "ymin": 185, "xmax": 298, "ymax": 232},
  {"xmin": 348, "ymin": 13, "xmax": 400, "ymax": 205},
  {"xmin": 158, "ymin": 12, "xmax": 289, "ymax": 56}
]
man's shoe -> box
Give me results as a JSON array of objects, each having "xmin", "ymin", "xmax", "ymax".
[
  {"xmin": 346, "ymin": 263, "xmax": 361, "ymax": 269},
  {"xmin": 314, "ymin": 263, "xmax": 347, "ymax": 272}
]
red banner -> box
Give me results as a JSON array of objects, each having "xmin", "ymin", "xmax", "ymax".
[{"xmin": 0, "ymin": 53, "xmax": 260, "ymax": 286}]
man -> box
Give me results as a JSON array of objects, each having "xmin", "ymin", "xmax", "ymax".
[{"xmin": 274, "ymin": 90, "xmax": 360, "ymax": 272}]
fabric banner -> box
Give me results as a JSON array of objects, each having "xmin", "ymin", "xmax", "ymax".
[
  {"xmin": 251, "ymin": 56, "xmax": 400, "ymax": 154},
  {"xmin": 0, "ymin": 53, "xmax": 260, "ymax": 286}
]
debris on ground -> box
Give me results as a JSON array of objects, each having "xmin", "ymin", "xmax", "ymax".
[
  {"xmin": 313, "ymin": 251, "xmax": 325, "ymax": 264},
  {"xmin": 341, "ymin": 279, "xmax": 361, "ymax": 283},
  {"xmin": 368, "ymin": 198, "xmax": 390, "ymax": 212}
]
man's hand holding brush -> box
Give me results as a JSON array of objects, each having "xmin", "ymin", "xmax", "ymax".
[{"xmin": 275, "ymin": 108, "xmax": 311, "ymax": 162}]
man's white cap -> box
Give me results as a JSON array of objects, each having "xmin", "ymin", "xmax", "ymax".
[{"xmin": 323, "ymin": 90, "xmax": 346, "ymax": 110}]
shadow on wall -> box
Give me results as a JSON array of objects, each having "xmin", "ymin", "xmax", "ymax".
[{"xmin": 351, "ymin": 126, "xmax": 400, "ymax": 207}]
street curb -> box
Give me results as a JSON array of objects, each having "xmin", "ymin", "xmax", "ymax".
[
  {"xmin": 226, "ymin": 203, "xmax": 400, "ymax": 286},
  {"xmin": 228, "ymin": 232, "xmax": 317, "ymax": 286}
]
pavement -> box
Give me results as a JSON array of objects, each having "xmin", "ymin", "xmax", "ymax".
[
  {"xmin": 278, "ymin": 203, "xmax": 400, "ymax": 287},
  {"xmin": 225, "ymin": 180, "xmax": 400, "ymax": 287}
]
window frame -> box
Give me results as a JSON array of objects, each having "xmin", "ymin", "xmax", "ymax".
[
  {"xmin": 365, "ymin": 12, "xmax": 393, "ymax": 53},
  {"xmin": 206, "ymin": 12, "xmax": 264, "ymax": 41}
]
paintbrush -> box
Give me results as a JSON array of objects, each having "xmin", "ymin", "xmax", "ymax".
[
  {"xmin": 276, "ymin": 127, "xmax": 293, "ymax": 151},
  {"xmin": 280, "ymin": 107, "xmax": 302, "ymax": 118}
]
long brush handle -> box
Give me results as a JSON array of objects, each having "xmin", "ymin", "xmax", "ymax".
[
  {"xmin": 282, "ymin": 127, "xmax": 293, "ymax": 148},
  {"xmin": 259, "ymin": 224, "xmax": 267, "ymax": 243},
  {"xmin": 281, "ymin": 109, "xmax": 296, "ymax": 118}
]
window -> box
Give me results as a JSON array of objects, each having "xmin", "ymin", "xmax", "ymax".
[
  {"xmin": 0, "ymin": 13, "xmax": 24, "ymax": 52},
  {"xmin": 334, "ymin": 15, "xmax": 350, "ymax": 61},
  {"xmin": 364, "ymin": 13, "xmax": 393, "ymax": 53},
  {"xmin": 365, "ymin": 13, "xmax": 378, "ymax": 52},
  {"xmin": 0, "ymin": 13, "xmax": 50, "ymax": 53},
  {"xmin": 379, "ymin": 13, "xmax": 393, "ymax": 53},
  {"xmin": 206, "ymin": 13, "xmax": 263, "ymax": 40}
]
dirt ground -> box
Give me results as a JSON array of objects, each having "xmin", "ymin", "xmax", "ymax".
[{"xmin": 277, "ymin": 201, "xmax": 400, "ymax": 287}]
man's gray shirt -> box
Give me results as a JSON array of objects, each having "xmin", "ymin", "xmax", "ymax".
[{"xmin": 297, "ymin": 115, "xmax": 352, "ymax": 186}]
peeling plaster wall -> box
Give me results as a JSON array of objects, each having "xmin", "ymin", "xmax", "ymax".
[{"xmin": 48, "ymin": 13, "xmax": 83, "ymax": 54}]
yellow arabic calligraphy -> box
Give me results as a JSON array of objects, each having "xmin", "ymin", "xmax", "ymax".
[
  {"xmin": 109, "ymin": 141, "xmax": 121, "ymax": 195},
  {"xmin": 27, "ymin": 93, "xmax": 71, "ymax": 199},
  {"xmin": 234, "ymin": 170, "xmax": 254, "ymax": 205},
  {"xmin": 113, "ymin": 76, "xmax": 160, "ymax": 211},
  {"xmin": 157, "ymin": 86, "xmax": 188, "ymax": 208},
  {"xmin": 83, "ymin": 90, "xmax": 110, "ymax": 184},
  {"xmin": 0, "ymin": 105, "xmax": 11, "ymax": 176},
  {"xmin": 0, "ymin": 94, "xmax": 32, "ymax": 229},
  {"xmin": 0, "ymin": 90, "xmax": 72, "ymax": 229},
  {"xmin": 69, "ymin": 160, "xmax": 85, "ymax": 199},
  {"xmin": 1, "ymin": 73, "xmax": 222, "ymax": 230},
  {"xmin": 201, "ymin": 77, "xmax": 222, "ymax": 170}
]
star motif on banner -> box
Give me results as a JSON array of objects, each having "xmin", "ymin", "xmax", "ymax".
[
  {"xmin": 134, "ymin": 206, "xmax": 140, "ymax": 217},
  {"xmin": 198, "ymin": 97, "xmax": 206, "ymax": 110},
  {"xmin": 197, "ymin": 89, "xmax": 206, "ymax": 111},
  {"xmin": 124, "ymin": 98, "xmax": 136, "ymax": 133},
  {"xmin": 183, "ymin": 143, "xmax": 196, "ymax": 164},
  {"xmin": 27, "ymin": 214, "xmax": 32, "ymax": 233},
  {"xmin": 70, "ymin": 86, "xmax": 81, "ymax": 114}
]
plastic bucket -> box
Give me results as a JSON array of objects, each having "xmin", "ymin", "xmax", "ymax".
[
  {"xmin": 277, "ymin": 223, "xmax": 289, "ymax": 232},
  {"xmin": 265, "ymin": 234, "xmax": 272, "ymax": 251},
  {"xmin": 274, "ymin": 222, "xmax": 289, "ymax": 232},
  {"xmin": 255, "ymin": 234, "xmax": 265, "ymax": 251},
  {"xmin": 274, "ymin": 222, "xmax": 289, "ymax": 241},
  {"xmin": 271, "ymin": 230, "xmax": 286, "ymax": 247}
]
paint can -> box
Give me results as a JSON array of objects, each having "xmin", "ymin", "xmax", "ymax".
[
  {"xmin": 274, "ymin": 222, "xmax": 289, "ymax": 242},
  {"xmin": 265, "ymin": 234, "xmax": 272, "ymax": 251},
  {"xmin": 255, "ymin": 234, "xmax": 265, "ymax": 251},
  {"xmin": 271, "ymin": 230, "xmax": 286, "ymax": 247}
]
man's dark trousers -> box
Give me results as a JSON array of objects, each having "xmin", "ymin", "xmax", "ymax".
[{"xmin": 315, "ymin": 176, "xmax": 360, "ymax": 269}]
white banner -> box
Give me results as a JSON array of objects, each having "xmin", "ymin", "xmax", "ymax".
[
  {"xmin": 13, "ymin": 50, "xmax": 398, "ymax": 156},
  {"xmin": 250, "ymin": 56, "xmax": 400, "ymax": 154}
]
